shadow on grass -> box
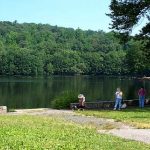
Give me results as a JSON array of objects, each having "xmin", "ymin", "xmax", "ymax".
[{"xmin": 130, "ymin": 116, "xmax": 150, "ymax": 119}]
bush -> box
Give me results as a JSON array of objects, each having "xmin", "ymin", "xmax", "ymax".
[{"xmin": 51, "ymin": 91, "xmax": 78, "ymax": 109}]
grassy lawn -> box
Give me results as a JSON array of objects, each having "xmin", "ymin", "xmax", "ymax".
[
  {"xmin": 0, "ymin": 115, "xmax": 149, "ymax": 149},
  {"xmin": 76, "ymin": 107, "xmax": 150, "ymax": 129}
]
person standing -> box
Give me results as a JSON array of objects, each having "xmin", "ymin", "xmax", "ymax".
[
  {"xmin": 114, "ymin": 88, "xmax": 123, "ymax": 110},
  {"xmin": 138, "ymin": 86, "xmax": 146, "ymax": 108}
]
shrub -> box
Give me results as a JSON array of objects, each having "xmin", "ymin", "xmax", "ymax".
[{"xmin": 51, "ymin": 91, "xmax": 78, "ymax": 109}]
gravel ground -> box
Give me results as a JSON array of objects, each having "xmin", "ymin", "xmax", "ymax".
[{"xmin": 7, "ymin": 108, "xmax": 150, "ymax": 144}]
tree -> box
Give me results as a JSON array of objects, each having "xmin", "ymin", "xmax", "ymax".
[
  {"xmin": 108, "ymin": 1, "xmax": 150, "ymax": 76},
  {"xmin": 103, "ymin": 50, "xmax": 127, "ymax": 75},
  {"xmin": 126, "ymin": 39, "xmax": 147, "ymax": 75},
  {"xmin": 108, "ymin": 0, "xmax": 150, "ymax": 36},
  {"xmin": 82, "ymin": 52, "xmax": 104, "ymax": 74},
  {"xmin": 1, "ymin": 20, "xmax": 149, "ymax": 76}
]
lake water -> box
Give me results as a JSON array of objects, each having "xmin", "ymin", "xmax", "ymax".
[{"xmin": 0, "ymin": 76, "xmax": 149, "ymax": 109}]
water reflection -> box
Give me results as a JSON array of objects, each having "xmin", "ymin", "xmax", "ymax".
[{"xmin": 0, "ymin": 76, "xmax": 149, "ymax": 109}]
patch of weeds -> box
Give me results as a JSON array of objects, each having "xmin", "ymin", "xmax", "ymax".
[{"xmin": 99, "ymin": 123, "xmax": 116, "ymax": 130}]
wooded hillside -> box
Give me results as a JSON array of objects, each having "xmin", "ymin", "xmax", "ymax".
[{"xmin": 0, "ymin": 21, "xmax": 149, "ymax": 76}]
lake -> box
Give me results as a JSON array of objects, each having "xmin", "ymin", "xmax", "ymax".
[{"xmin": 0, "ymin": 76, "xmax": 149, "ymax": 109}]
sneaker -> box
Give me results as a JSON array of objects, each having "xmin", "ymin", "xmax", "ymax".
[{"xmin": 113, "ymin": 108, "xmax": 116, "ymax": 110}]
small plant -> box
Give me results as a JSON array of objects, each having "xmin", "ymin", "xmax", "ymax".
[{"xmin": 51, "ymin": 90, "xmax": 78, "ymax": 109}]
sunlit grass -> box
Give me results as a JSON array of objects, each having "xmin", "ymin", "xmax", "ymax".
[
  {"xmin": 76, "ymin": 107, "xmax": 150, "ymax": 128},
  {"xmin": 0, "ymin": 115, "xmax": 149, "ymax": 149}
]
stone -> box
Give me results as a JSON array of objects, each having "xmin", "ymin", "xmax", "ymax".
[{"xmin": 0, "ymin": 106, "xmax": 7, "ymax": 113}]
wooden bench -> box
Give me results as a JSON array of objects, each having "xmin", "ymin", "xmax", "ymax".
[{"xmin": 70, "ymin": 99, "xmax": 150, "ymax": 110}]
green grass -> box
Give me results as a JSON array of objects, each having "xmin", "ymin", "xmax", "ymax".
[
  {"xmin": 76, "ymin": 107, "xmax": 150, "ymax": 129},
  {"xmin": 0, "ymin": 115, "xmax": 150, "ymax": 150}
]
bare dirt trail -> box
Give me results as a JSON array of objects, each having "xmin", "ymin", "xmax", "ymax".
[{"xmin": 8, "ymin": 108, "xmax": 150, "ymax": 144}]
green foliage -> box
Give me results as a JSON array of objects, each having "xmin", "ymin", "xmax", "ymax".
[
  {"xmin": 46, "ymin": 63, "xmax": 54, "ymax": 75},
  {"xmin": 126, "ymin": 40, "xmax": 147, "ymax": 75},
  {"xmin": 51, "ymin": 50, "xmax": 82, "ymax": 75},
  {"xmin": 51, "ymin": 91, "xmax": 78, "ymax": 109},
  {"xmin": 82, "ymin": 52, "xmax": 104, "ymax": 74},
  {"xmin": 108, "ymin": 0, "xmax": 150, "ymax": 36},
  {"xmin": 0, "ymin": 21, "xmax": 149, "ymax": 76},
  {"xmin": 103, "ymin": 50, "xmax": 127, "ymax": 75}
]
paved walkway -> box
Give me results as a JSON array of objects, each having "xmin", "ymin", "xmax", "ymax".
[
  {"xmin": 8, "ymin": 108, "xmax": 150, "ymax": 144},
  {"xmin": 109, "ymin": 129, "xmax": 150, "ymax": 144}
]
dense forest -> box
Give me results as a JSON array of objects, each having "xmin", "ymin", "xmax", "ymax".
[{"xmin": 0, "ymin": 21, "xmax": 149, "ymax": 76}]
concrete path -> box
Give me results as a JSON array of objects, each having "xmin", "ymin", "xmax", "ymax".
[
  {"xmin": 98, "ymin": 129, "xmax": 150, "ymax": 144},
  {"xmin": 111, "ymin": 129, "xmax": 150, "ymax": 144}
]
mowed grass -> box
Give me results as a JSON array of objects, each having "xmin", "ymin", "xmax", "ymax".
[
  {"xmin": 0, "ymin": 115, "xmax": 150, "ymax": 150},
  {"xmin": 76, "ymin": 107, "xmax": 150, "ymax": 129}
]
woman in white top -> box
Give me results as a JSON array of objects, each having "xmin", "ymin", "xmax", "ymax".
[{"xmin": 114, "ymin": 88, "xmax": 123, "ymax": 110}]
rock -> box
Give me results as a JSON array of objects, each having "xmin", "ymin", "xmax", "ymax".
[{"xmin": 0, "ymin": 106, "xmax": 7, "ymax": 113}]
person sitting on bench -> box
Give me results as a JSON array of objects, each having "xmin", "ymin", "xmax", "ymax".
[{"xmin": 77, "ymin": 94, "xmax": 85, "ymax": 109}]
